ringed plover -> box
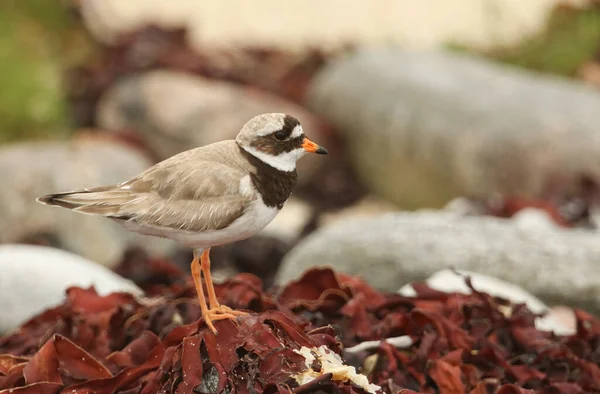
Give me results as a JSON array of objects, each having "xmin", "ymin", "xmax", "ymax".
[{"xmin": 37, "ymin": 112, "xmax": 328, "ymax": 333}]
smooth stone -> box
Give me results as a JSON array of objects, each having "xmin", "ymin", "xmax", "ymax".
[
  {"xmin": 317, "ymin": 195, "xmax": 400, "ymax": 229},
  {"xmin": 276, "ymin": 211, "xmax": 600, "ymax": 313},
  {"xmin": 0, "ymin": 137, "xmax": 177, "ymax": 267},
  {"xmin": 307, "ymin": 48, "xmax": 600, "ymax": 209},
  {"xmin": 0, "ymin": 244, "xmax": 142, "ymax": 333},
  {"xmin": 96, "ymin": 70, "xmax": 335, "ymax": 186}
]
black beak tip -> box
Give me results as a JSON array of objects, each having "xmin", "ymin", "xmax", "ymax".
[{"xmin": 316, "ymin": 146, "xmax": 328, "ymax": 155}]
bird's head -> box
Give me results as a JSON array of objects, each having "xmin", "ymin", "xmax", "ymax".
[{"xmin": 236, "ymin": 113, "xmax": 327, "ymax": 172}]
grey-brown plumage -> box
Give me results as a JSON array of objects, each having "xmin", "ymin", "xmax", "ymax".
[
  {"xmin": 37, "ymin": 113, "xmax": 327, "ymax": 247},
  {"xmin": 38, "ymin": 141, "xmax": 255, "ymax": 232}
]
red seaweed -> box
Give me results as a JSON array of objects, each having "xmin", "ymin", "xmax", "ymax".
[{"xmin": 1, "ymin": 267, "xmax": 599, "ymax": 393}]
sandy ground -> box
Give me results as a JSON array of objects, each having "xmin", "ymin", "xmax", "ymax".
[{"xmin": 80, "ymin": 0, "xmax": 590, "ymax": 51}]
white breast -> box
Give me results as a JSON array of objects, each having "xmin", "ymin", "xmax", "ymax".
[{"xmin": 163, "ymin": 198, "xmax": 279, "ymax": 249}]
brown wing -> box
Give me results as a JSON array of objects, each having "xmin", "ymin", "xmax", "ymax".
[
  {"xmin": 120, "ymin": 160, "xmax": 249, "ymax": 231},
  {"xmin": 37, "ymin": 144, "xmax": 252, "ymax": 232}
]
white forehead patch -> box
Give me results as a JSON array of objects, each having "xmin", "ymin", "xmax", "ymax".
[{"xmin": 290, "ymin": 125, "xmax": 304, "ymax": 139}]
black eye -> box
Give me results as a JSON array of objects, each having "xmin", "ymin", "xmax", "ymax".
[{"xmin": 274, "ymin": 130, "xmax": 287, "ymax": 140}]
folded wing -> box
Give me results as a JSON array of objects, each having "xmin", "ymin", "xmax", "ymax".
[{"xmin": 37, "ymin": 159, "xmax": 250, "ymax": 232}]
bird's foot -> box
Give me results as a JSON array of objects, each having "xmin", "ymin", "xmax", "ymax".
[
  {"xmin": 203, "ymin": 305, "xmax": 248, "ymax": 334},
  {"xmin": 213, "ymin": 304, "xmax": 248, "ymax": 316}
]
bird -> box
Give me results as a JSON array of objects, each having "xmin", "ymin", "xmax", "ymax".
[{"xmin": 37, "ymin": 113, "xmax": 327, "ymax": 333}]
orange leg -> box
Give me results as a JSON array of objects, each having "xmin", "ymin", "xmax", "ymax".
[
  {"xmin": 191, "ymin": 250, "xmax": 236, "ymax": 334},
  {"xmin": 200, "ymin": 249, "xmax": 247, "ymax": 316},
  {"xmin": 200, "ymin": 249, "xmax": 220, "ymax": 309}
]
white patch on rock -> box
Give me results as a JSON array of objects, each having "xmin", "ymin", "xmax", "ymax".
[
  {"xmin": 399, "ymin": 269, "xmax": 576, "ymax": 336},
  {"xmin": 293, "ymin": 345, "xmax": 381, "ymax": 393},
  {"xmin": 344, "ymin": 336, "xmax": 413, "ymax": 354},
  {"xmin": 512, "ymin": 208, "xmax": 557, "ymax": 231}
]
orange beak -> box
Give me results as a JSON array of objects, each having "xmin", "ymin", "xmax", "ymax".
[{"xmin": 301, "ymin": 137, "xmax": 328, "ymax": 155}]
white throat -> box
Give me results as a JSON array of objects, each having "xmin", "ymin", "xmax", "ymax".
[{"xmin": 242, "ymin": 146, "xmax": 304, "ymax": 172}]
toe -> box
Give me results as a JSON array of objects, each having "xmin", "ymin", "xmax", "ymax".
[{"xmin": 208, "ymin": 312, "xmax": 237, "ymax": 320}]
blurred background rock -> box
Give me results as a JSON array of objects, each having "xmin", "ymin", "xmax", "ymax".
[{"xmin": 3, "ymin": 0, "xmax": 600, "ymax": 322}]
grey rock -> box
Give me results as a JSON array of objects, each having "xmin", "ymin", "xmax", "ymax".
[
  {"xmin": 97, "ymin": 70, "xmax": 335, "ymax": 186},
  {"xmin": 317, "ymin": 195, "xmax": 400, "ymax": 229},
  {"xmin": 0, "ymin": 244, "xmax": 142, "ymax": 333},
  {"xmin": 0, "ymin": 138, "xmax": 177, "ymax": 267},
  {"xmin": 260, "ymin": 196, "xmax": 314, "ymax": 243},
  {"xmin": 307, "ymin": 48, "xmax": 600, "ymax": 209},
  {"xmin": 276, "ymin": 211, "xmax": 600, "ymax": 312}
]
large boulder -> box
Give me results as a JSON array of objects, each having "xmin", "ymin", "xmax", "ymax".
[
  {"xmin": 307, "ymin": 49, "xmax": 600, "ymax": 209},
  {"xmin": 96, "ymin": 70, "xmax": 336, "ymax": 186},
  {"xmin": 276, "ymin": 211, "xmax": 600, "ymax": 312},
  {"xmin": 0, "ymin": 244, "xmax": 142, "ymax": 333},
  {"xmin": 0, "ymin": 137, "xmax": 176, "ymax": 267}
]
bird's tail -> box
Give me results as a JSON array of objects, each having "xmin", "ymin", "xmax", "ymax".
[{"xmin": 36, "ymin": 186, "xmax": 136, "ymax": 217}]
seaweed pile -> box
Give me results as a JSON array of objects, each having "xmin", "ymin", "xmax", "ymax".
[{"xmin": 1, "ymin": 266, "xmax": 599, "ymax": 393}]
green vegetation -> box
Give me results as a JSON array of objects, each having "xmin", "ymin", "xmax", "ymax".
[
  {"xmin": 0, "ymin": 1, "xmax": 91, "ymax": 144},
  {"xmin": 451, "ymin": 6, "xmax": 600, "ymax": 77},
  {"xmin": 492, "ymin": 6, "xmax": 600, "ymax": 76}
]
